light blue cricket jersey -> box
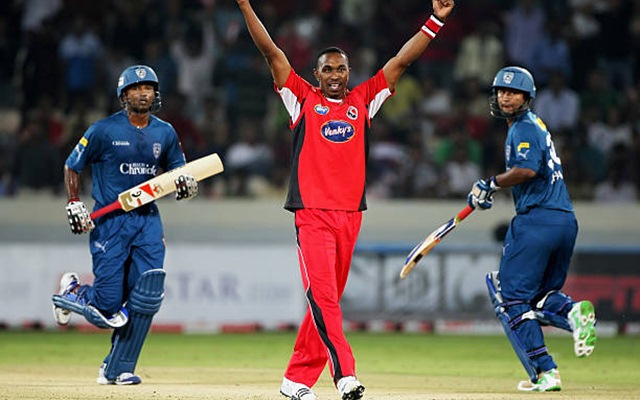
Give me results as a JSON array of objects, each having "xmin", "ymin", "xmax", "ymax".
[
  {"xmin": 505, "ymin": 110, "xmax": 573, "ymax": 214},
  {"xmin": 66, "ymin": 110, "xmax": 186, "ymax": 209}
]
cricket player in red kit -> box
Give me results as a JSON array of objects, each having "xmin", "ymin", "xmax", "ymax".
[{"xmin": 236, "ymin": 1, "xmax": 455, "ymax": 399}]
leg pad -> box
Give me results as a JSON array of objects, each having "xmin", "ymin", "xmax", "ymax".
[
  {"xmin": 486, "ymin": 272, "xmax": 539, "ymax": 382},
  {"xmin": 104, "ymin": 269, "xmax": 165, "ymax": 381}
]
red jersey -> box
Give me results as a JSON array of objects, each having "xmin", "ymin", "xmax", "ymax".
[{"xmin": 277, "ymin": 69, "xmax": 393, "ymax": 211}]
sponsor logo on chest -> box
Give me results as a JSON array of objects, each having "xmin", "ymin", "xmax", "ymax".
[
  {"xmin": 321, "ymin": 120, "xmax": 355, "ymax": 143},
  {"xmin": 120, "ymin": 163, "xmax": 158, "ymax": 176}
]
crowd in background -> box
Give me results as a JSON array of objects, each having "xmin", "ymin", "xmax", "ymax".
[{"xmin": 0, "ymin": 0, "xmax": 639, "ymax": 203}]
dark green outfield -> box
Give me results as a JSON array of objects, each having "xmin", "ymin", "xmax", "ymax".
[{"xmin": 1, "ymin": 330, "xmax": 638, "ymax": 386}]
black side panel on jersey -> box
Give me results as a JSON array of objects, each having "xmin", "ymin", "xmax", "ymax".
[{"xmin": 285, "ymin": 114, "xmax": 306, "ymax": 211}]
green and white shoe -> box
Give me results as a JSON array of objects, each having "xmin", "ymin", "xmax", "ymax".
[
  {"xmin": 568, "ymin": 300, "xmax": 597, "ymax": 357},
  {"xmin": 517, "ymin": 369, "xmax": 561, "ymax": 392}
]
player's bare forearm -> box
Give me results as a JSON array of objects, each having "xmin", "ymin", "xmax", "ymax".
[
  {"xmin": 236, "ymin": 0, "xmax": 291, "ymax": 87},
  {"xmin": 383, "ymin": 0, "xmax": 455, "ymax": 90},
  {"xmin": 64, "ymin": 165, "xmax": 81, "ymax": 201}
]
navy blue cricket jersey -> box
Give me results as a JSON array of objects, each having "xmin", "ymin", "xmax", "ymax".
[
  {"xmin": 66, "ymin": 110, "xmax": 186, "ymax": 209},
  {"xmin": 504, "ymin": 110, "xmax": 573, "ymax": 214}
]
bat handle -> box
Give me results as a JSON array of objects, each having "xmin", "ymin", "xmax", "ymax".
[
  {"xmin": 90, "ymin": 201, "xmax": 122, "ymax": 220},
  {"xmin": 456, "ymin": 205, "xmax": 474, "ymax": 222}
]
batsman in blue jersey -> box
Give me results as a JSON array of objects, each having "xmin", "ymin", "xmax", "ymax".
[
  {"xmin": 467, "ymin": 66, "xmax": 597, "ymax": 392},
  {"xmin": 52, "ymin": 65, "xmax": 198, "ymax": 385}
]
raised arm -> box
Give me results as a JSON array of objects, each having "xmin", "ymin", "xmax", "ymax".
[
  {"xmin": 236, "ymin": 0, "xmax": 291, "ymax": 88},
  {"xmin": 382, "ymin": 0, "xmax": 455, "ymax": 91}
]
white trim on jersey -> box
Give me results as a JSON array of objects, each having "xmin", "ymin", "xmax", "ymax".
[
  {"xmin": 278, "ymin": 87, "xmax": 302, "ymax": 124},
  {"xmin": 368, "ymin": 88, "xmax": 393, "ymax": 119}
]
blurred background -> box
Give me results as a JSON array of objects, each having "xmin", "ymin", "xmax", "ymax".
[{"xmin": 0, "ymin": 0, "xmax": 638, "ymax": 334}]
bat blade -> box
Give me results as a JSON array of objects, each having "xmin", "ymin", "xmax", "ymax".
[
  {"xmin": 400, "ymin": 205, "xmax": 474, "ymax": 279},
  {"xmin": 90, "ymin": 153, "xmax": 224, "ymax": 220}
]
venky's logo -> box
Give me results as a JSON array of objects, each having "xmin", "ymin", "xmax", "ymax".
[{"xmin": 321, "ymin": 120, "xmax": 355, "ymax": 143}]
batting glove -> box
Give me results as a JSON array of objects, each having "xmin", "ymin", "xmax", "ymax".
[
  {"xmin": 66, "ymin": 200, "xmax": 95, "ymax": 234},
  {"xmin": 467, "ymin": 176, "xmax": 500, "ymax": 211},
  {"xmin": 175, "ymin": 174, "xmax": 198, "ymax": 200}
]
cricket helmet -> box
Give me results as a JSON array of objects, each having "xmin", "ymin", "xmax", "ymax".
[
  {"xmin": 490, "ymin": 66, "xmax": 536, "ymax": 119},
  {"xmin": 117, "ymin": 65, "xmax": 161, "ymax": 112}
]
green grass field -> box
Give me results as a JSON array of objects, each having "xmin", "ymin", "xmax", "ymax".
[{"xmin": 0, "ymin": 330, "xmax": 638, "ymax": 399}]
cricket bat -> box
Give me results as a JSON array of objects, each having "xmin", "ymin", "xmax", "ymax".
[
  {"xmin": 399, "ymin": 205, "xmax": 474, "ymax": 279},
  {"xmin": 90, "ymin": 153, "xmax": 224, "ymax": 220}
]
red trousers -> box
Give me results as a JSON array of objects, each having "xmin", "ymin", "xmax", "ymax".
[{"xmin": 284, "ymin": 208, "xmax": 362, "ymax": 387}]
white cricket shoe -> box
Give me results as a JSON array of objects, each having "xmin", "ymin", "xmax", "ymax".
[
  {"xmin": 97, "ymin": 363, "xmax": 142, "ymax": 385},
  {"xmin": 518, "ymin": 369, "xmax": 561, "ymax": 392},
  {"xmin": 280, "ymin": 377, "xmax": 317, "ymax": 400},
  {"xmin": 52, "ymin": 272, "xmax": 80, "ymax": 325},
  {"xmin": 337, "ymin": 376, "xmax": 365, "ymax": 400},
  {"xmin": 568, "ymin": 300, "xmax": 597, "ymax": 357}
]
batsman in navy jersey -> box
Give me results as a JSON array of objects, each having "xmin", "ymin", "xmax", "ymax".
[
  {"xmin": 52, "ymin": 65, "xmax": 198, "ymax": 385},
  {"xmin": 468, "ymin": 67, "xmax": 597, "ymax": 392}
]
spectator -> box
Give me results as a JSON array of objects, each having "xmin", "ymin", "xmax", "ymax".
[
  {"xmin": 594, "ymin": 0, "xmax": 635, "ymax": 90},
  {"xmin": 433, "ymin": 124, "xmax": 483, "ymax": 169},
  {"xmin": 502, "ymin": 0, "xmax": 545, "ymax": 65},
  {"xmin": 579, "ymin": 67, "xmax": 622, "ymax": 120},
  {"xmin": 58, "ymin": 16, "xmax": 105, "ymax": 113},
  {"xmin": 0, "ymin": 9, "xmax": 22, "ymax": 104},
  {"xmin": 454, "ymin": 77, "xmax": 491, "ymax": 141},
  {"xmin": 31, "ymin": 95, "xmax": 65, "ymax": 149},
  {"xmin": 215, "ymin": 30, "xmax": 272, "ymax": 135},
  {"xmin": 170, "ymin": 12, "xmax": 219, "ymax": 121},
  {"xmin": 404, "ymin": 145, "xmax": 440, "ymax": 198},
  {"xmin": 594, "ymin": 168, "xmax": 638, "ymax": 203},
  {"xmin": 453, "ymin": 21, "xmax": 504, "ymax": 86},
  {"xmin": 197, "ymin": 94, "xmax": 231, "ymax": 197},
  {"xmin": 143, "ymin": 38, "xmax": 178, "ymax": 97},
  {"xmin": 570, "ymin": 106, "xmax": 608, "ymax": 191},
  {"xmin": 442, "ymin": 146, "xmax": 482, "ymax": 198},
  {"xmin": 20, "ymin": 0, "xmax": 62, "ymax": 33},
  {"xmin": 14, "ymin": 18, "xmax": 61, "ymax": 115},
  {"xmin": 108, "ymin": 1, "xmax": 151, "ymax": 61},
  {"xmin": 528, "ymin": 18, "xmax": 572, "ymax": 87},
  {"xmin": 103, "ymin": 46, "xmax": 136, "ymax": 104},
  {"xmin": 587, "ymin": 107, "xmax": 633, "ymax": 158},
  {"xmin": 224, "ymin": 118, "xmax": 274, "ymax": 197},
  {"xmin": 379, "ymin": 70, "xmax": 423, "ymax": 132},
  {"xmin": 274, "ymin": 20, "xmax": 315, "ymax": 75},
  {"xmin": 348, "ymin": 47, "xmax": 377, "ymax": 87},
  {"xmin": 567, "ymin": 0, "xmax": 601, "ymax": 89},
  {"xmin": 533, "ymin": 70, "xmax": 580, "ymax": 139},
  {"xmin": 62, "ymin": 97, "xmax": 106, "ymax": 171},
  {"xmin": 7, "ymin": 110, "xmax": 62, "ymax": 195},
  {"xmin": 593, "ymin": 143, "xmax": 637, "ymax": 203},
  {"xmin": 417, "ymin": 75, "xmax": 453, "ymax": 153},
  {"xmin": 157, "ymin": 92, "xmax": 207, "ymax": 161},
  {"xmin": 368, "ymin": 118, "xmax": 411, "ymax": 199}
]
